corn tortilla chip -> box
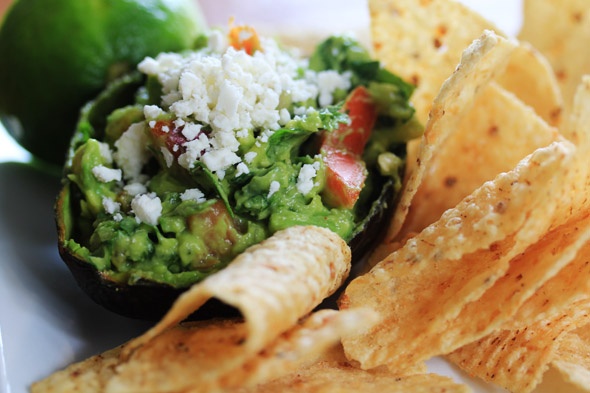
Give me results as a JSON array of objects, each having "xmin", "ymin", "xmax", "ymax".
[
  {"xmin": 30, "ymin": 346, "xmax": 124, "ymax": 393},
  {"xmin": 519, "ymin": 0, "xmax": 590, "ymax": 116},
  {"xmin": 504, "ymin": 218, "xmax": 590, "ymax": 328},
  {"xmin": 551, "ymin": 329, "xmax": 590, "ymax": 391},
  {"xmin": 448, "ymin": 299, "xmax": 590, "ymax": 393},
  {"xmin": 445, "ymin": 210, "xmax": 590, "ymax": 349},
  {"xmin": 375, "ymin": 30, "xmax": 518, "ymax": 252},
  {"xmin": 340, "ymin": 140, "xmax": 576, "ymax": 371},
  {"xmin": 369, "ymin": 0, "xmax": 501, "ymax": 124},
  {"xmin": 122, "ymin": 225, "xmax": 351, "ymax": 361},
  {"xmin": 241, "ymin": 345, "xmax": 467, "ymax": 393},
  {"xmin": 32, "ymin": 309, "xmax": 374, "ymax": 393},
  {"xmin": 370, "ymin": 0, "xmax": 562, "ymax": 126},
  {"xmin": 399, "ymin": 82, "xmax": 560, "ymax": 239},
  {"xmin": 495, "ymin": 41, "xmax": 563, "ymax": 126},
  {"xmin": 109, "ymin": 309, "xmax": 375, "ymax": 393}
]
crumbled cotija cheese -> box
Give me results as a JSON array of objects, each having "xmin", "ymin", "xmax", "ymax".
[
  {"xmin": 114, "ymin": 122, "xmax": 151, "ymax": 181},
  {"xmin": 92, "ymin": 165, "xmax": 122, "ymax": 183},
  {"xmin": 297, "ymin": 161, "xmax": 321, "ymax": 195},
  {"xmin": 102, "ymin": 196, "xmax": 120, "ymax": 215},
  {"xmin": 137, "ymin": 36, "xmax": 322, "ymax": 179},
  {"xmin": 268, "ymin": 181, "xmax": 280, "ymax": 198},
  {"xmin": 131, "ymin": 193, "xmax": 162, "ymax": 226},
  {"xmin": 180, "ymin": 188, "xmax": 206, "ymax": 203}
]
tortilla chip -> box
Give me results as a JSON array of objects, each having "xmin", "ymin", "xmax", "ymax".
[
  {"xmin": 369, "ymin": 0, "xmax": 501, "ymax": 123},
  {"xmin": 32, "ymin": 309, "xmax": 375, "ymax": 393},
  {"xmin": 399, "ymin": 82, "xmax": 560, "ymax": 238},
  {"xmin": 340, "ymin": 139, "xmax": 576, "ymax": 371},
  {"xmin": 370, "ymin": 0, "xmax": 562, "ymax": 126},
  {"xmin": 503, "ymin": 218, "xmax": 590, "ymax": 328},
  {"xmin": 519, "ymin": 0, "xmax": 590, "ymax": 117},
  {"xmin": 122, "ymin": 225, "xmax": 350, "ymax": 361},
  {"xmin": 448, "ymin": 299, "xmax": 590, "ymax": 393},
  {"xmin": 374, "ymin": 30, "xmax": 518, "ymax": 252},
  {"xmin": 241, "ymin": 345, "xmax": 467, "ymax": 393},
  {"xmin": 495, "ymin": 41, "xmax": 564, "ymax": 127},
  {"xmin": 109, "ymin": 309, "xmax": 375, "ymax": 393},
  {"xmin": 551, "ymin": 329, "xmax": 590, "ymax": 391},
  {"xmin": 30, "ymin": 346, "xmax": 123, "ymax": 393}
]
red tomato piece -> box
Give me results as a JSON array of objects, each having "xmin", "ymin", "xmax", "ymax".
[
  {"xmin": 320, "ymin": 86, "xmax": 376, "ymax": 208},
  {"xmin": 322, "ymin": 85, "xmax": 377, "ymax": 157},
  {"xmin": 322, "ymin": 149, "xmax": 368, "ymax": 209}
]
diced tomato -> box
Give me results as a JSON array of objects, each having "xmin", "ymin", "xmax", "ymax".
[
  {"xmin": 320, "ymin": 86, "xmax": 376, "ymax": 208},
  {"xmin": 322, "ymin": 148, "xmax": 368, "ymax": 209},
  {"xmin": 228, "ymin": 24, "xmax": 261, "ymax": 55},
  {"xmin": 150, "ymin": 120, "xmax": 185, "ymax": 158},
  {"xmin": 321, "ymin": 85, "xmax": 377, "ymax": 157}
]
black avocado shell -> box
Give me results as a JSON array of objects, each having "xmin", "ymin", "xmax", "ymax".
[{"xmin": 55, "ymin": 73, "xmax": 399, "ymax": 321}]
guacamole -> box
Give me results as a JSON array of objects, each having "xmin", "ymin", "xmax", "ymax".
[{"xmin": 61, "ymin": 29, "xmax": 422, "ymax": 289}]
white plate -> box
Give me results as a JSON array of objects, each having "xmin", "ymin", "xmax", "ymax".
[{"xmin": 0, "ymin": 1, "xmax": 577, "ymax": 392}]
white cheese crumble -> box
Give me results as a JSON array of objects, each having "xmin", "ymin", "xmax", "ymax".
[
  {"xmin": 131, "ymin": 193, "xmax": 162, "ymax": 226},
  {"xmin": 316, "ymin": 70, "xmax": 352, "ymax": 107},
  {"xmin": 98, "ymin": 142, "xmax": 113, "ymax": 164},
  {"xmin": 244, "ymin": 151, "xmax": 257, "ymax": 163},
  {"xmin": 114, "ymin": 122, "xmax": 151, "ymax": 181},
  {"xmin": 160, "ymin": 147, "xmax": 174, "ymax": 168},
  {"xmin": 137, "ymin": 35, "xmax": 323, "ymax": 178},
  {"xmin": 297, "ymin": 162, "xmax": 321, "ymax": 195},
  {"xmin": 102, "ymin": 197, "xmax": 120, "ymax": 214},
  {"xmin": 180, "ymin": 188, "xmax": 206, "ymax": 203},
  {"xmin": 235, "ymin": 162, "xmax": 249, "ymax": 177},
  {"xmin": 181, "ymin": 122, "xmax": 203, "ymax": 141},
  {"xmin": 268, "ymin": 181, "xmax": 280, "ymax": 198},
  {"xmin": 92, "ymin": 165, "xmax": 122, "ymax": 183},
  {"xmin": 144, "ymin": 105, "xmax": 165, "ymax": 120},
  {"xmin": 124, "ymin": 182, "xmax": 148, "ymax": 196}
]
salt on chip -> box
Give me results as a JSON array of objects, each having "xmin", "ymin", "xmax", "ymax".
[
  {"xmin": 340, "ymin": 138, "xmax": 576, "ymax": 371},
  {"xmin": 399, "ymin": 82, "xmax": 560, "ymax": 238},
  {"xmin": 551, "ymin": 329, "xmax": 590, "ymax": 391},
  {"xmin": 448, "ymin": 299, "xmax": 590, "ymax": 393},
  {"xmin": 241, "ymin": 345, "xmax": 468, "ymax": 393},
  {"xmin": 519, "ymin": 0, "xmax": 590, "ymax": 117}
]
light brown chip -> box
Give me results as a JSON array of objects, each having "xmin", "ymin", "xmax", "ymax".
[
  {"xmin": 555, "ymin": 76, "xmax": 590, "ymax": 227},
  {"xmin": 108, "ymin": 309, "xmax": 375, "ymax": 393},
  {"xmin": 370, "ymin": 0, "xmax": 562, "ymax": 127},
  {"xmin": 374, "ymin": 30, "xmax": 518, "ymax": 252},
  {"xmin": 122, "ymin": 225, "xmax": 350, "ymax": 361},
  {"xmin": 240, "ymin": 345, "xmax": 467, "ymax": 393},
  {"xmin": 495, "ymin": 41, "xmax": 564, "ymax": 127},
  {"xmin": 502, "ymin": 215, "xmax": 590, "ymax": 328},
  {"xmin": 369, "ymin": 0, "xmax": 501, "ymax": 124},
  {"xmin": 340, "ymin": 139, "xmax": 576, "ymax": 371},
  {"xmin": 399, "ymin": 82, "xmax": 560, "ymax": 239},
  {"xmin": 30, "ymin": 346, "xmax": 123, "ymax": 393},
  {"xmin": 448, "ymin": 299, "xmax": 590, "ymax": 393},
  {"xmin": 519, "ymin": 0, "xmax": 590, "ymax": 117},
  {"xmin": 32, "ymin": 309, "xmax": 375, "ymax": 393},
  {"xmin": 551, "ymin": 328, "xmax": 590, "ymax": 391}
]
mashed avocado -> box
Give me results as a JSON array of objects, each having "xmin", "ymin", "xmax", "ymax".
[{"xmin": 62, "ymin": 30, "xmax": 422, "ymax": 288}]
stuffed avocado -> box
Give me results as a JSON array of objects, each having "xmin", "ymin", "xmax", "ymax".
[{"xmin": 56, "ymin": 27, "xmax": 422, "ymax": 319}]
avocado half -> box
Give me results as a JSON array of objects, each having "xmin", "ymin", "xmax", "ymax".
[{"xmin": 55, "ymin": 72, "xmax": 400, "ymax": 321}]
